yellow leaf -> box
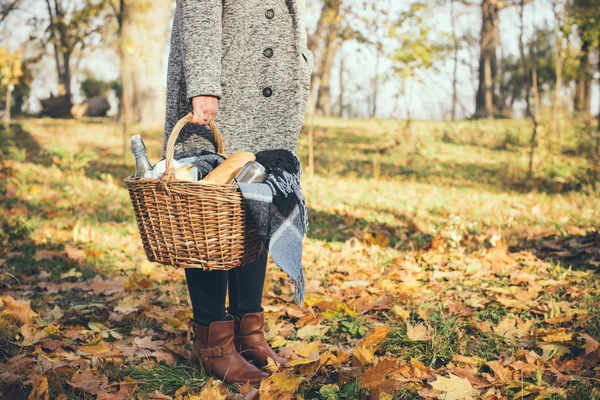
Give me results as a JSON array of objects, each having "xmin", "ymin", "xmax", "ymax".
[
  {"xmin": 264, "ymin": 357, "xmax": 280, "ymax": 373},
  {"xmin": 195, "ymin": 378, "xmax": 226, "ymax": 400},
  {"xmin": 543, "ymin": 329, "xmax": 573, "ymax": 343},
  {"xmin": 321, "ymin": 309, "xmax": 338, "ymax": 320},
  {"xmin": 493, "ymin": 318, "xmax": 518, "ymax": 339},
  {"xmin": 429, "ymin": 374, "xmax": 478, "ymax": 400},
  {"xmin": 296, "ymin": 324, "xmax": 326, "ymax": 339},
  {"xmin": 406, "ymin": 321, "xmax": 429, "ymax": 341},
  {"xmin": 288, "ymin": 358, "xmax": 316, "ymax": 366},
  {"xmin": 362, "ymin": 326, "xmax": 390, "ymax": 348},
  {"xmin": 392, "ymin": 305, "xmax": 410, "ymax": 320},
  {"xmin": 271, "ymin": 371, "xmax": 300, "ymax": 391},
  {"xmin": 79, "ymin": 341, "xmax": 112, "ymax": 355},
  {"xmin": 25, "ymin": 375, "xmax": 49, "ymax": 400},
  {"xmin": 289, "ymin": 340, "xmax": 320, "ymax": 358},
  {"xmin": 319, "ymin": 351, "xmax": 341, "ymax": 366},
  {"xmin": 364, "ymin": 232, "xmax": 389, "ymax": 247},
  {"xmin": 303, "ymin": 294, "xmax": 324, "ymax": 308},
  {"xmin": 336, "ymin": 301, "xmax": 358, "ymax": 317},
  {"xmin": 353, "ymin": 344, "xmax": 375, "ymax": 365}
]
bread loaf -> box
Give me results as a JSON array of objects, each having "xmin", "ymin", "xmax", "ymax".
[{"xmin": 202, "ymin": 152, "xmax": 256, "ymax": 184}]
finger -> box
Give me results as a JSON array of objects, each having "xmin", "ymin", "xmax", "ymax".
[
  {"xmin": 201, "ymin": 112, "xmax": 213, "ymax": 126},
  {"xmin": 191, "ymin": 109, "xmax": 205, "ymax": 125},
  {"xmin": 198, "ymin": 111, "xmax": 211, "ymax": 126}
]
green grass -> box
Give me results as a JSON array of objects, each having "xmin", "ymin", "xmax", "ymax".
[
  {"xmin": 120, "ymin": 362, "xmax": 207, "ymax": 396},
  {"xmin": 384, "ymin": 311, "xmax": 465, "ymax": 368}
]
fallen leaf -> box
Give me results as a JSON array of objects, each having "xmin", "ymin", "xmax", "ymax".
[
  {"xmin": 406, "ymin": 321, "xmax": 429, "ymax": 341},
  {"xmin": 360, "ymin": 357, "xmax": 399, "ymax": 389},
  {"xmin": 25, "ymin": 375, "xmax": 49, "ymax": 400},
  {"xmin": 1, "ymin": 295, "xmax": 38, "ymax": 325},
  {"xmin": 353, "ymin": 344, "xmax": 375, "ymax": 366},
  {"xmin": 493, "ymin": 318, "xmax": 518, "ymax": 339},
  {"xmin": 580, "ymin": 333, "xmax": 600, "ymax": 355},
  {"xmin": 193, "ymin": 378, "xmax": 226, "ymax": 400},
  {"xmin": 429, "ymin": 374, "xmax": 478, "ymax": 400},
  {"xmin": 362, "ymin": 325, "xmax": 390, "ymax": 348},
  {"xmin": 89, "ymin": 275, "xmax": 126, "ymax": 296},
  {"xmin": 64, "ymin": 244, "xmax": 86, "ymax": 262},
  {"xmin": 79, "ymin": 341, "xmax": 112, "ymax": 355},
  {"xmin": 69, "ymin": 369, "xmax": 108, "ymax": 395},
  {"xmin": 296, "ymin": 324, "xmax": 326, "ymax": 339},
  {"xmin": 33, "ymin": 249, "xmax": 62, "ymax": 261},
  {"xmin": 543, "ymin": 329, "xmax": 573, "ymax": 343}
]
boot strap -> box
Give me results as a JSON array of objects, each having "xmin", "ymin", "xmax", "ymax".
[
  {"xmin": 199, "ymin": 346, "xmax": 225, "ymax": 358},
  {"xmin": 236, "ymin": 334, "xmax": 266, "ymax": 347}
]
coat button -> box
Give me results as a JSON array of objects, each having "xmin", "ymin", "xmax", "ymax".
[
  {"xmin": 265, "ymin": 9, "xmax": 275, "ymax": 19},
  {"xmin": 263, "ymin": 48, "xmax": 274, "ymax": 58},
  {"xmin": 263, "ymin": 87, "xmax": 273, "ymax": 97}
]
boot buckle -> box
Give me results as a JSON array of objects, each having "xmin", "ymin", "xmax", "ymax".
[{"xmin": 200, "ymin": 346, "xmax": 225, "ymax": 358}]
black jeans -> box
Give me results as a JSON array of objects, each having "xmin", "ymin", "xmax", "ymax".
[{"xmin": 185, "ymin": 249, "xmax": 268, "ymax": 326}]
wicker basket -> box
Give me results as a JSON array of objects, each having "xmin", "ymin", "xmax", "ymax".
[{"xmin": 123, "ymin": 113, "xmax": 263, "ymax": 270}]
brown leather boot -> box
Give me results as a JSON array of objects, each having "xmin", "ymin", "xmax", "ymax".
[
  {"xmin": 189, "ymin": 319, "xmax": 269, "ymax": 384},
  {"xmin": 233, "ymin": 312, "xmax": 288, "ymax": 368}
]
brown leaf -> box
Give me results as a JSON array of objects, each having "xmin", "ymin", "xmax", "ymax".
[
  {"xmin": 149, "ymin": 390, "xmax": 173, "ymax": 399},
  {"xmin": 360, "ymin": 357, "xmax": 399, "ymax": 389},
  {"xmin": 33, "ymin": 249, "xmax": 63, "ymax": 261},
  {"xmin": 64, "ymin": 244, "xmax": 86, "ymax": 263},
  {"xmin": 25, "ymin": 374, "xmax": 49, "ymax": 400},
  {"xmin": 580, "ymin": 333, "xmax": 600, "ymax": 355},
  {"xmin": 1, "ymin": 295, "xmax": 38, "ymax": 325},
  {"xmin": 89, "ymin": 275, "xmax": 126, "ymax": 296},
  {"xmin": 69, "ymin": 369, "xmax": 108, "ymax": 395},
  {"xmin": 79, "ymin": 341, "xmax": 112, "ymax": 355}
]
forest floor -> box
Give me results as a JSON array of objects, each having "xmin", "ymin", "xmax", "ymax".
[{"xmin": 0, "ymin": 116, "xmax": 599, "ymax": 400}]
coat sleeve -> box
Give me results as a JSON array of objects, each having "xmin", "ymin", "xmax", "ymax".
[{"xmin": 179, "ymin": 0, "xmax": 223, "ymax": 100}]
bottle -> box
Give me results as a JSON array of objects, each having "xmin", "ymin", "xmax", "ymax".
[
  {"xmin": 230, "ymin": 161, "xmax": 267, "ymax": 184},
  {"xmin": 131, "ymin": 135, "xmax": 153, "ymax": 178}
]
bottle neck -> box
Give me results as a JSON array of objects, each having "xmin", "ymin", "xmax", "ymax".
[{"xmin": 133, "ymin": 150, "xmax": 147, "ymax": 159}]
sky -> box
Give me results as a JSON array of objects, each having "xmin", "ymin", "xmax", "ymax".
[{"xmin": 3, "ymin": 0, "xmax": 599, "ymax": 120}]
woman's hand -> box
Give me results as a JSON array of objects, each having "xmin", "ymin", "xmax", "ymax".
[{"xmin": 191, "ymin": 96, "xmax": 219, "ymax": 125}]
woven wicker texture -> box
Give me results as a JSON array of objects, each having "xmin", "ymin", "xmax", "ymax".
[{"xmin": 124, "ymin": 113, "xmax": 262, "ymax": 270}]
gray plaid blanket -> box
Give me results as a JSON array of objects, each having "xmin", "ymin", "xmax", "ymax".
[{"xmin": 239, "ymin": 150, "xmax": 308, "ymax": 305}]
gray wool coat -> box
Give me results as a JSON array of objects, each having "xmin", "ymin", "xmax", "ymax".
[{"xmin": 164, "ymin": 0, "xmax": 314, "ymax": 156}]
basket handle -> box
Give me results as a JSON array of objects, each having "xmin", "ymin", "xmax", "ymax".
[{"xmin": 163, "ymin": 113, "xmax": 227, "ymax": 180}]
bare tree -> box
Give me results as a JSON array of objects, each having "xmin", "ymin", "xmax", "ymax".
[
  {"xmin": 474, "ymin": 0, "xmax": 500, "ymax": 119},
  {"xmin": 518, "ymin": 0, "xmax": 540, "ymax": 183}
]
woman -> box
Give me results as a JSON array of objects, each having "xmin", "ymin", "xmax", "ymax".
[{"xmin": 163, "ymin": 0, "xmax": 314, "ymax": 385}]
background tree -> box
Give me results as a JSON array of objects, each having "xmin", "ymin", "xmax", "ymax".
[
  {"xmin": 0, "ymin": 47, "xmax": 23, "ymax": 128},
  {"xmin": 36, "ymin": 0, "xmax": 113, "ymax": 117},
  {"xmin": 474, "ymin": 0, "xmax": 500, "ymax": 119},
  {"xmin": 117, "ymin": 0, "xmax": 171, "ymax": 127}
]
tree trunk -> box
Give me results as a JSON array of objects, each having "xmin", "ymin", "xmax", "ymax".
[
  {"xmin": 371, "ymin": 46, "xmax": 379, "ymax": 119},
  {"xmin": 450, "ymin": 0, "xmax": 458, "ymax": 121},
  {"xmin": 518, "ymin": 0, "xmax": 539, "ymax": 184},
  {"xmin": 337, "ymin": 54, "xmax": 344, "ymax": 117},
  {"xmin": 314, "ymin": 5, "xmax": 341, "ymax": 117},
  {"xmin": 308, "ymin": 0, "xmax": 342, "ymax": 116},
  {"xmin": 574, "ymin": 38, "xmax": 592, "ymax": 120},
  {"xmin": 121, "ymin": 0, "xmax": 170, "ymax": 126},
  {"xmin": 4, "ymin": 84, "xmax": 11, "ymax": 129},
  {"xmin": 475, "ymin": 0, "xmax": 499, "ymax": 119},
  {"xmin": 43, "ymin": 0, "xmax": 72, "ymax": 117}
]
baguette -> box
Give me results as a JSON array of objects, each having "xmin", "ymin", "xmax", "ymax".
[{"xmin": 202, "ymin": 152, "xmax": 256, "ymax": 184}]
